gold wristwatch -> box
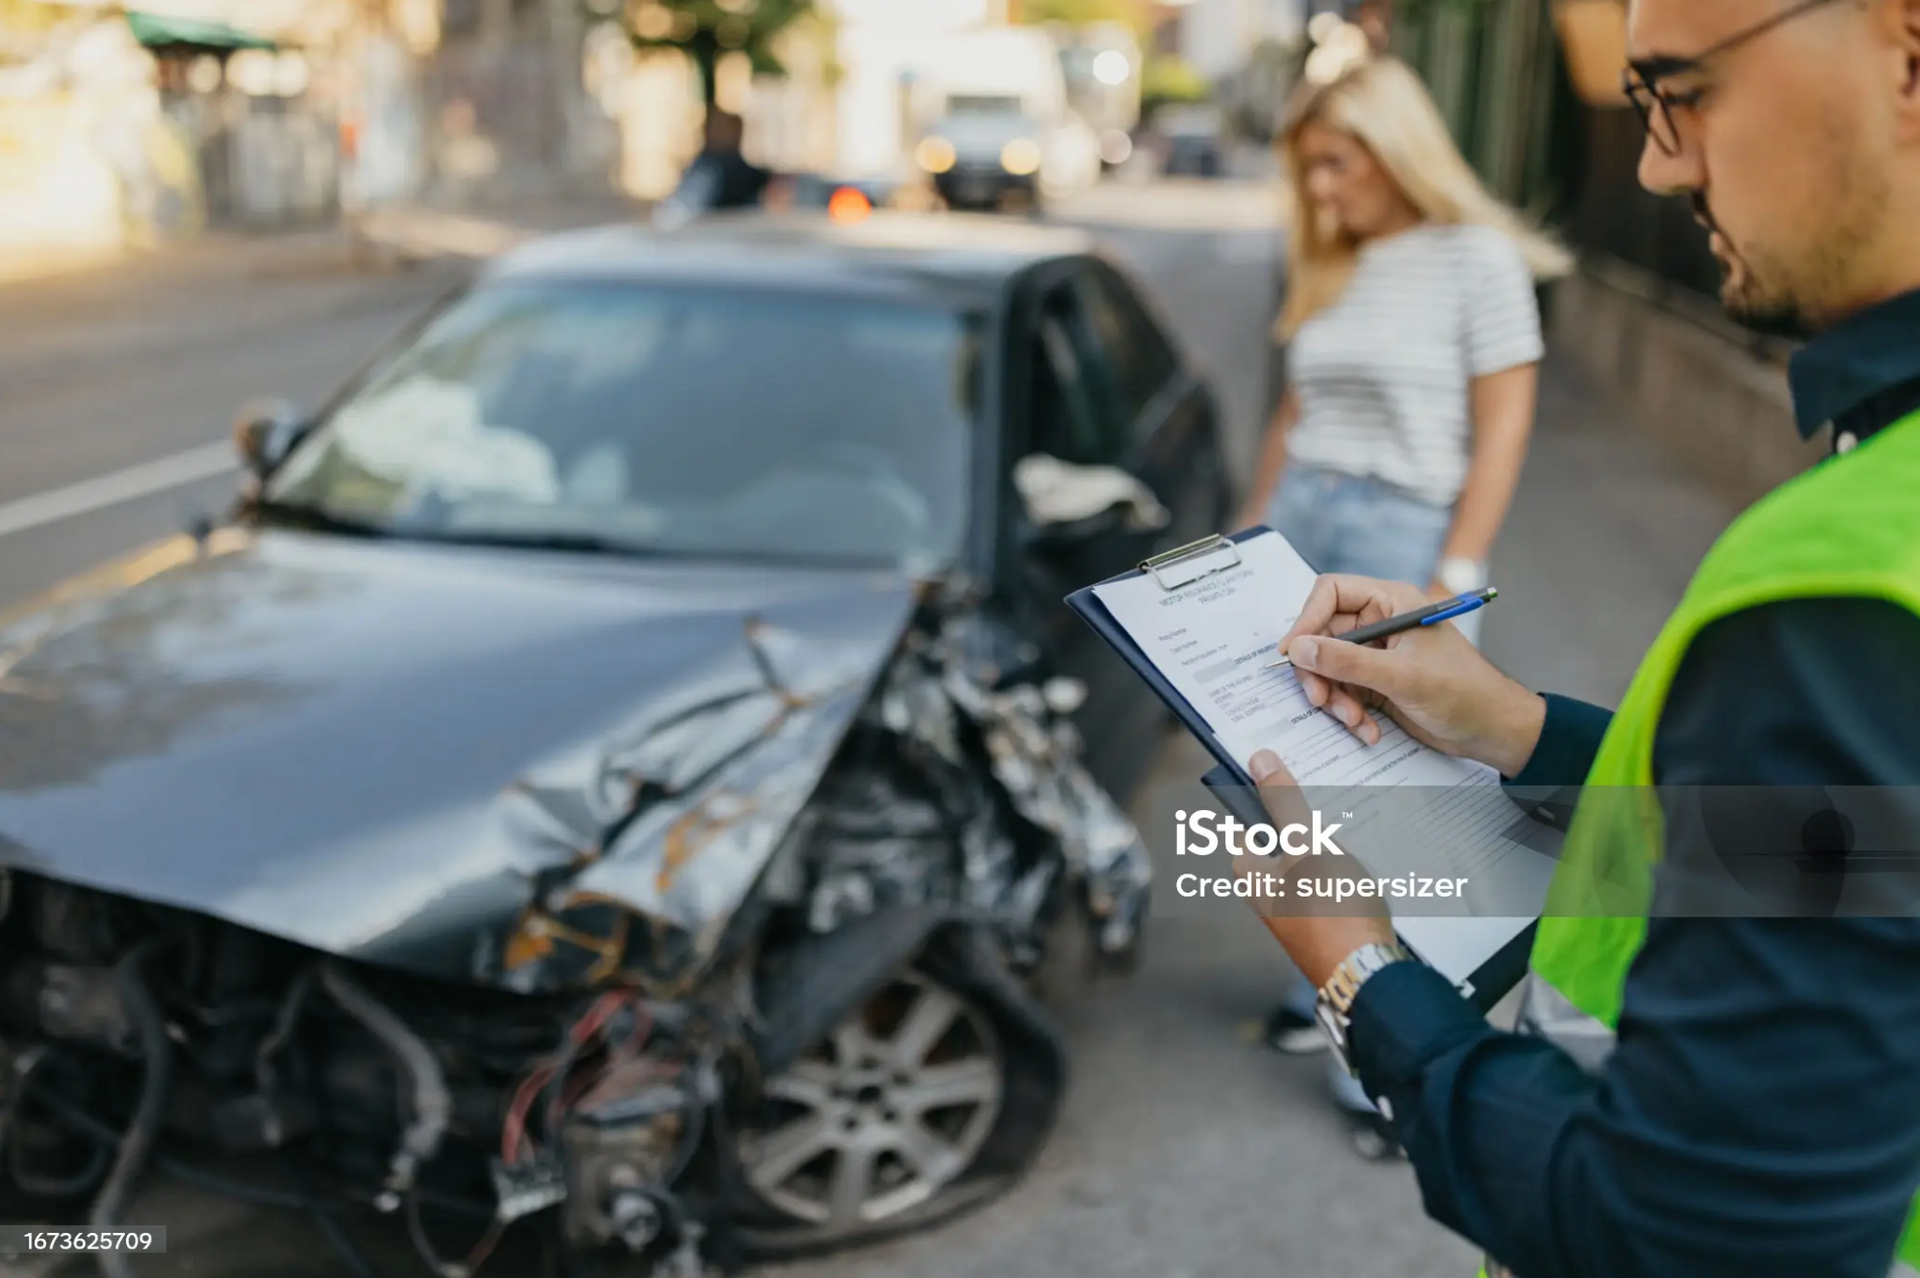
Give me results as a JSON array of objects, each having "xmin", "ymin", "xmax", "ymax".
[{"xmin": 1314, "ymin": 940, "xmax": 1413, "ymax": 1074}]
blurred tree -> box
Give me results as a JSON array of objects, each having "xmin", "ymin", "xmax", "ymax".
[
  {"xmin": 621, "ymin": 0, "xmax": 820, "ymax": 111},
  {"xmin": 1017, "ymin": 0, "xmax": 1152, "ymax": 37},
  {"xmin": 0, "ymin": 0, "xmax": 70, "ymax": 60},
  {"xmin": 1140, "ymin": 53, "xmax": 1209, "ymax": 113}
]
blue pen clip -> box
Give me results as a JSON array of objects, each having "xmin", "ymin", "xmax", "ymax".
[{"xmin": 1420, "ymin": 595, "xmax": 1487, "ymax": 626}]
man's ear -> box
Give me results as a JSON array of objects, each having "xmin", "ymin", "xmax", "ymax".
[
  {"xmin": 1893, "ymin": 0, "xmax": 1920, "ymax": 96},
  {"xmin": 1882, "ymin": 0, "xmax": 1920, "ymax": 140}
]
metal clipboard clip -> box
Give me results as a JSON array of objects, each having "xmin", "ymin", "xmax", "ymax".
[{"xmin": 1139, "ymin": 533, "xmax": 1243, "ymax": 592}]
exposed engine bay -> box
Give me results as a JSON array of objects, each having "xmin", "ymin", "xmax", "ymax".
[{"xmin": 0, "ymin": 591, "xmax": 1152, "ymax": 1276}]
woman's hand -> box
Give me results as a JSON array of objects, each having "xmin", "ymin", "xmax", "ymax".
[{"xmin": 1279, "ymin": 573, "xmax": 1547, "ymax": 778}]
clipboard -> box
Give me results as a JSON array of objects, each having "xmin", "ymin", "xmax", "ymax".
[
  {"xmin": 1064, "ymin": 529, "xmax": 1269, "ymax": 787},
  {"xmin": 1065, "ymin": 528, "xmax": 1538, "ymax": 1014}
]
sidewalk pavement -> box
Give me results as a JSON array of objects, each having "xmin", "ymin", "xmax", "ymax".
[{"xmin": 1484, "ymin": 354, "xmax": 1737, "ymax": 704}]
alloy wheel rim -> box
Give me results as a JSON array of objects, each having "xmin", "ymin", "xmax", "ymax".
[{"xmin": 742, "ymin": 972, "xmax": 1003, "ymax": 1227}]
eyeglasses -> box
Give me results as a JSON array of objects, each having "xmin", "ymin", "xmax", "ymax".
[{"xmin": 1622, "ymin": 0, "xmax": 1846, "ymax": 155}]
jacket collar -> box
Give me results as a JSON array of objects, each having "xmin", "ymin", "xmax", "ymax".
[{"xmin": 1787, "ymin": 288, "xmax": 1920, "ymax": 448}]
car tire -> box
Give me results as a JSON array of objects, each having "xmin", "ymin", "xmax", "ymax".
[{"xmin": 720, "ymin": 932, "xmax": 1065, "ymax": 1261}]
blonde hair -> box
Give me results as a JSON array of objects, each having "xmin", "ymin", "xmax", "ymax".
[{"xmin": 1277, "ymin": 55, "xmax": 1574, "ymax": 341}]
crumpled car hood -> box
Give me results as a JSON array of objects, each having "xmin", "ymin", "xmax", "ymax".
[{"xmin": 0, "ymin": 527, "xmax": 917, "ymax": 992}]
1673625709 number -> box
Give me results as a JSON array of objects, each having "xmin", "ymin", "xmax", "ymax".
[{"xmin": 0, "ymin": 1227, "xmax": 168, "ymax": 1254}]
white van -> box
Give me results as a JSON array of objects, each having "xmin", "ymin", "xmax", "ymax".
[{"xmin": 910, "ymin": 27, "xmax": 1100, "ymax": 211}]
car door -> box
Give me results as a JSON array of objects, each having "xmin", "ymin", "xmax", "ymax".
[
  {"xmin": 1007, "ymin": 261, "xmax": 1223, "ymax": 799},
  {"xmin": 1073, "ymin": 260, "xmax": 1230, "ymax": 793},
  {"xmin": 1066, "ymin": 256, "xmax": 1228, "ymax": 550},
  {"xmin": 998, "ymin": 269, "xmax": 1143, "ymax": 796}
]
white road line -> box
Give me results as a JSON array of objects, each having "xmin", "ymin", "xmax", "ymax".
[{"xmin": 0, "ymin": 442, "xmax": 236, "ymax": 539}]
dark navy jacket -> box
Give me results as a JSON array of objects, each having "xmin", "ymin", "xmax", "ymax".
[{"xmin": 1347, "ymin": 288, "xmax": 1920, "ymax": 1278}]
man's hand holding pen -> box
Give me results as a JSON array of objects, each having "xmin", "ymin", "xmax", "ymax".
[
  {"xmin": 1237, "ymin": 573, "xmax": 1550, "ymax": 987},
  {"xmin": 1269, "ymin": 574, "xmax": 1545, "ymax": 778}
]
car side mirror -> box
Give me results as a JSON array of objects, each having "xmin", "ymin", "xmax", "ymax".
[{"xmin": 233, "ymin": 397, "xmax": 304, "ymax": 479}]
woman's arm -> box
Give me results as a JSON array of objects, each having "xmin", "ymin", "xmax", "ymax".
[
  {"xmin": 1235, "ymin": 388, "xmax": 1299, "ymax": 529},
  {"xmin": 1432, "ymin": 362, "xmax": 1537, "ymax": 590}
]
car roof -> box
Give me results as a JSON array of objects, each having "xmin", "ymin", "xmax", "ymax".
[{"xmin": 483, "ymin": 211, "xmax": 1100, "ymax": 306}]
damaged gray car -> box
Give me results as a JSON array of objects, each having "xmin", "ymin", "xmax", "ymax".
[{"xmin": 0, "ymin": 214, "xmax": 1230, "ymax": 1276}]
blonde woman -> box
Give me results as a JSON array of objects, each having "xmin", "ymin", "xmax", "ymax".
[
  {"xmin": 1240, "ymin": 54, "xmax": 1571, "ymax": 1156},
  {"xmin": 1238, "ymin": 56, "xmax": 1572, "ymax": 646}
]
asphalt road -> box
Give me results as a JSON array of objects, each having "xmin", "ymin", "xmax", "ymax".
[
  {"xmin": 0, "ymin": 187, "xmax": 1484, "ymax": 1278},
  {"xmin": 0, "ymin": 241, "xmax": 466, "ymax": 615}
]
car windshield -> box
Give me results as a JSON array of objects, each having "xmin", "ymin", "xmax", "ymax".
[{"xmin": 264, "ymin": 281, "xmax": 980, "ymax": 572}]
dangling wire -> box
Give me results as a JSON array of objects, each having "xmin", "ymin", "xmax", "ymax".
[{"xmin": 91, "ymin": 940, "xmax": 172, "ymax": 1278}]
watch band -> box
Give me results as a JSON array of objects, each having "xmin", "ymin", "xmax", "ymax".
[{"xmin": 1315, "ymin": 941, "xmax": 1413, "ymax": 1073}]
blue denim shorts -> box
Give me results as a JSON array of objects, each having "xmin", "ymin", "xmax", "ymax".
[{"xmin": 1264, "ymin": 463, "xmax": 1452, "ymax": 587}]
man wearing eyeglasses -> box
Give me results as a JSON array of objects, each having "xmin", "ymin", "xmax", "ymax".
[{"xmin": 1238, "ymin": 1, "xmax": 1920, "ymax": 1275}]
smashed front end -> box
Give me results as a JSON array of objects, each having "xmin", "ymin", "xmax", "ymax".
[{"xmin": 0, "ymin": 578, "xmax": 1151, "ymax": 1274}]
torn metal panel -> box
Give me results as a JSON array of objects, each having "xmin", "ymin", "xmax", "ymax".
[
  {"xmin": 932, "ymin": 613, "xmax": 1152, "ymax": 935},
  {"xmin": 808, "ymin": 607, "xmax": 1152, "ymax": 954},
  {"xmin": 484, "ymin": 615, "xmax": 908, "ymax": 994}
]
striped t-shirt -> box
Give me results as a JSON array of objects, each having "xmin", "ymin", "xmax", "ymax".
[{"xmin": 1284, "ymin": 222, "xmax": 1544, "ymax": 507}]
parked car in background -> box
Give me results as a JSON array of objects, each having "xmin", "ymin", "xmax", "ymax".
[
  {"xmin": 0, "ymin": 213, "xmax": 1231, "ymax": 1276},
  {"xmin": 908, "ymin": 25, "xmax": 1104, "ymax": 214},
  {"xmin": 1150, "ymin": 103, "xmax": 1229, "ymax": 178},
  {"xmin": 915, "ymin": 95, "xmax": 1052, "ymax": 214},
  {"xmin": 782, "ymin": 167, "xmax": 942, "ymax": 217}
]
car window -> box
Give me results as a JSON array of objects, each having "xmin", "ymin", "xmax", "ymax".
[
  {"xmin": 1028, "ymin": 286, "xmax": 1117, "ymax": 467},
  {"xmin": 1072, "ymin": 264, "xmax": 1180, "ymax": 427},
  {"xmin": 265, "ymin": 282, "xmax": 980, "ymax": 572}
]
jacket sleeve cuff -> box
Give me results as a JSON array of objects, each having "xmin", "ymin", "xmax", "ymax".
[
  {"xmin": 1346, "ymin": 958, "xmax": 1491, "ymax": 1097},
  {"xmin": 1503, "ymin": 692, "xmax": 1613, "ymax": 789}
]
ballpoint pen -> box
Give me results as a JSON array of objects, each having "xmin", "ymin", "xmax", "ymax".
[{"xmin": 1266, "ymin": 587, "xmax": 1499, "ymax": 668}]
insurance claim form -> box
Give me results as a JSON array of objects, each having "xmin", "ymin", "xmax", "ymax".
[{"xmin": 1091, "ymin": 530, "xmax": 1556, "ymax": 993}]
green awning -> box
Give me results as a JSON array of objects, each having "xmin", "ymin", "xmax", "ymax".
[{"xmin": 126, "ymin": 9, "xmax": 276, "ymax": 51}]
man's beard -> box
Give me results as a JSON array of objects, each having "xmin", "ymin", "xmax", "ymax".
[
  {"xmin": 1696, "ymin": 195, "xmax": 1817, "ymax": 340},
  {"xmin": 1693, "ymin": 141, "xmax": 1886, "ymax": 341},
  {"xmin": 1721, "ymin": 268, "xmax": 1818, "ymax": 341}
]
